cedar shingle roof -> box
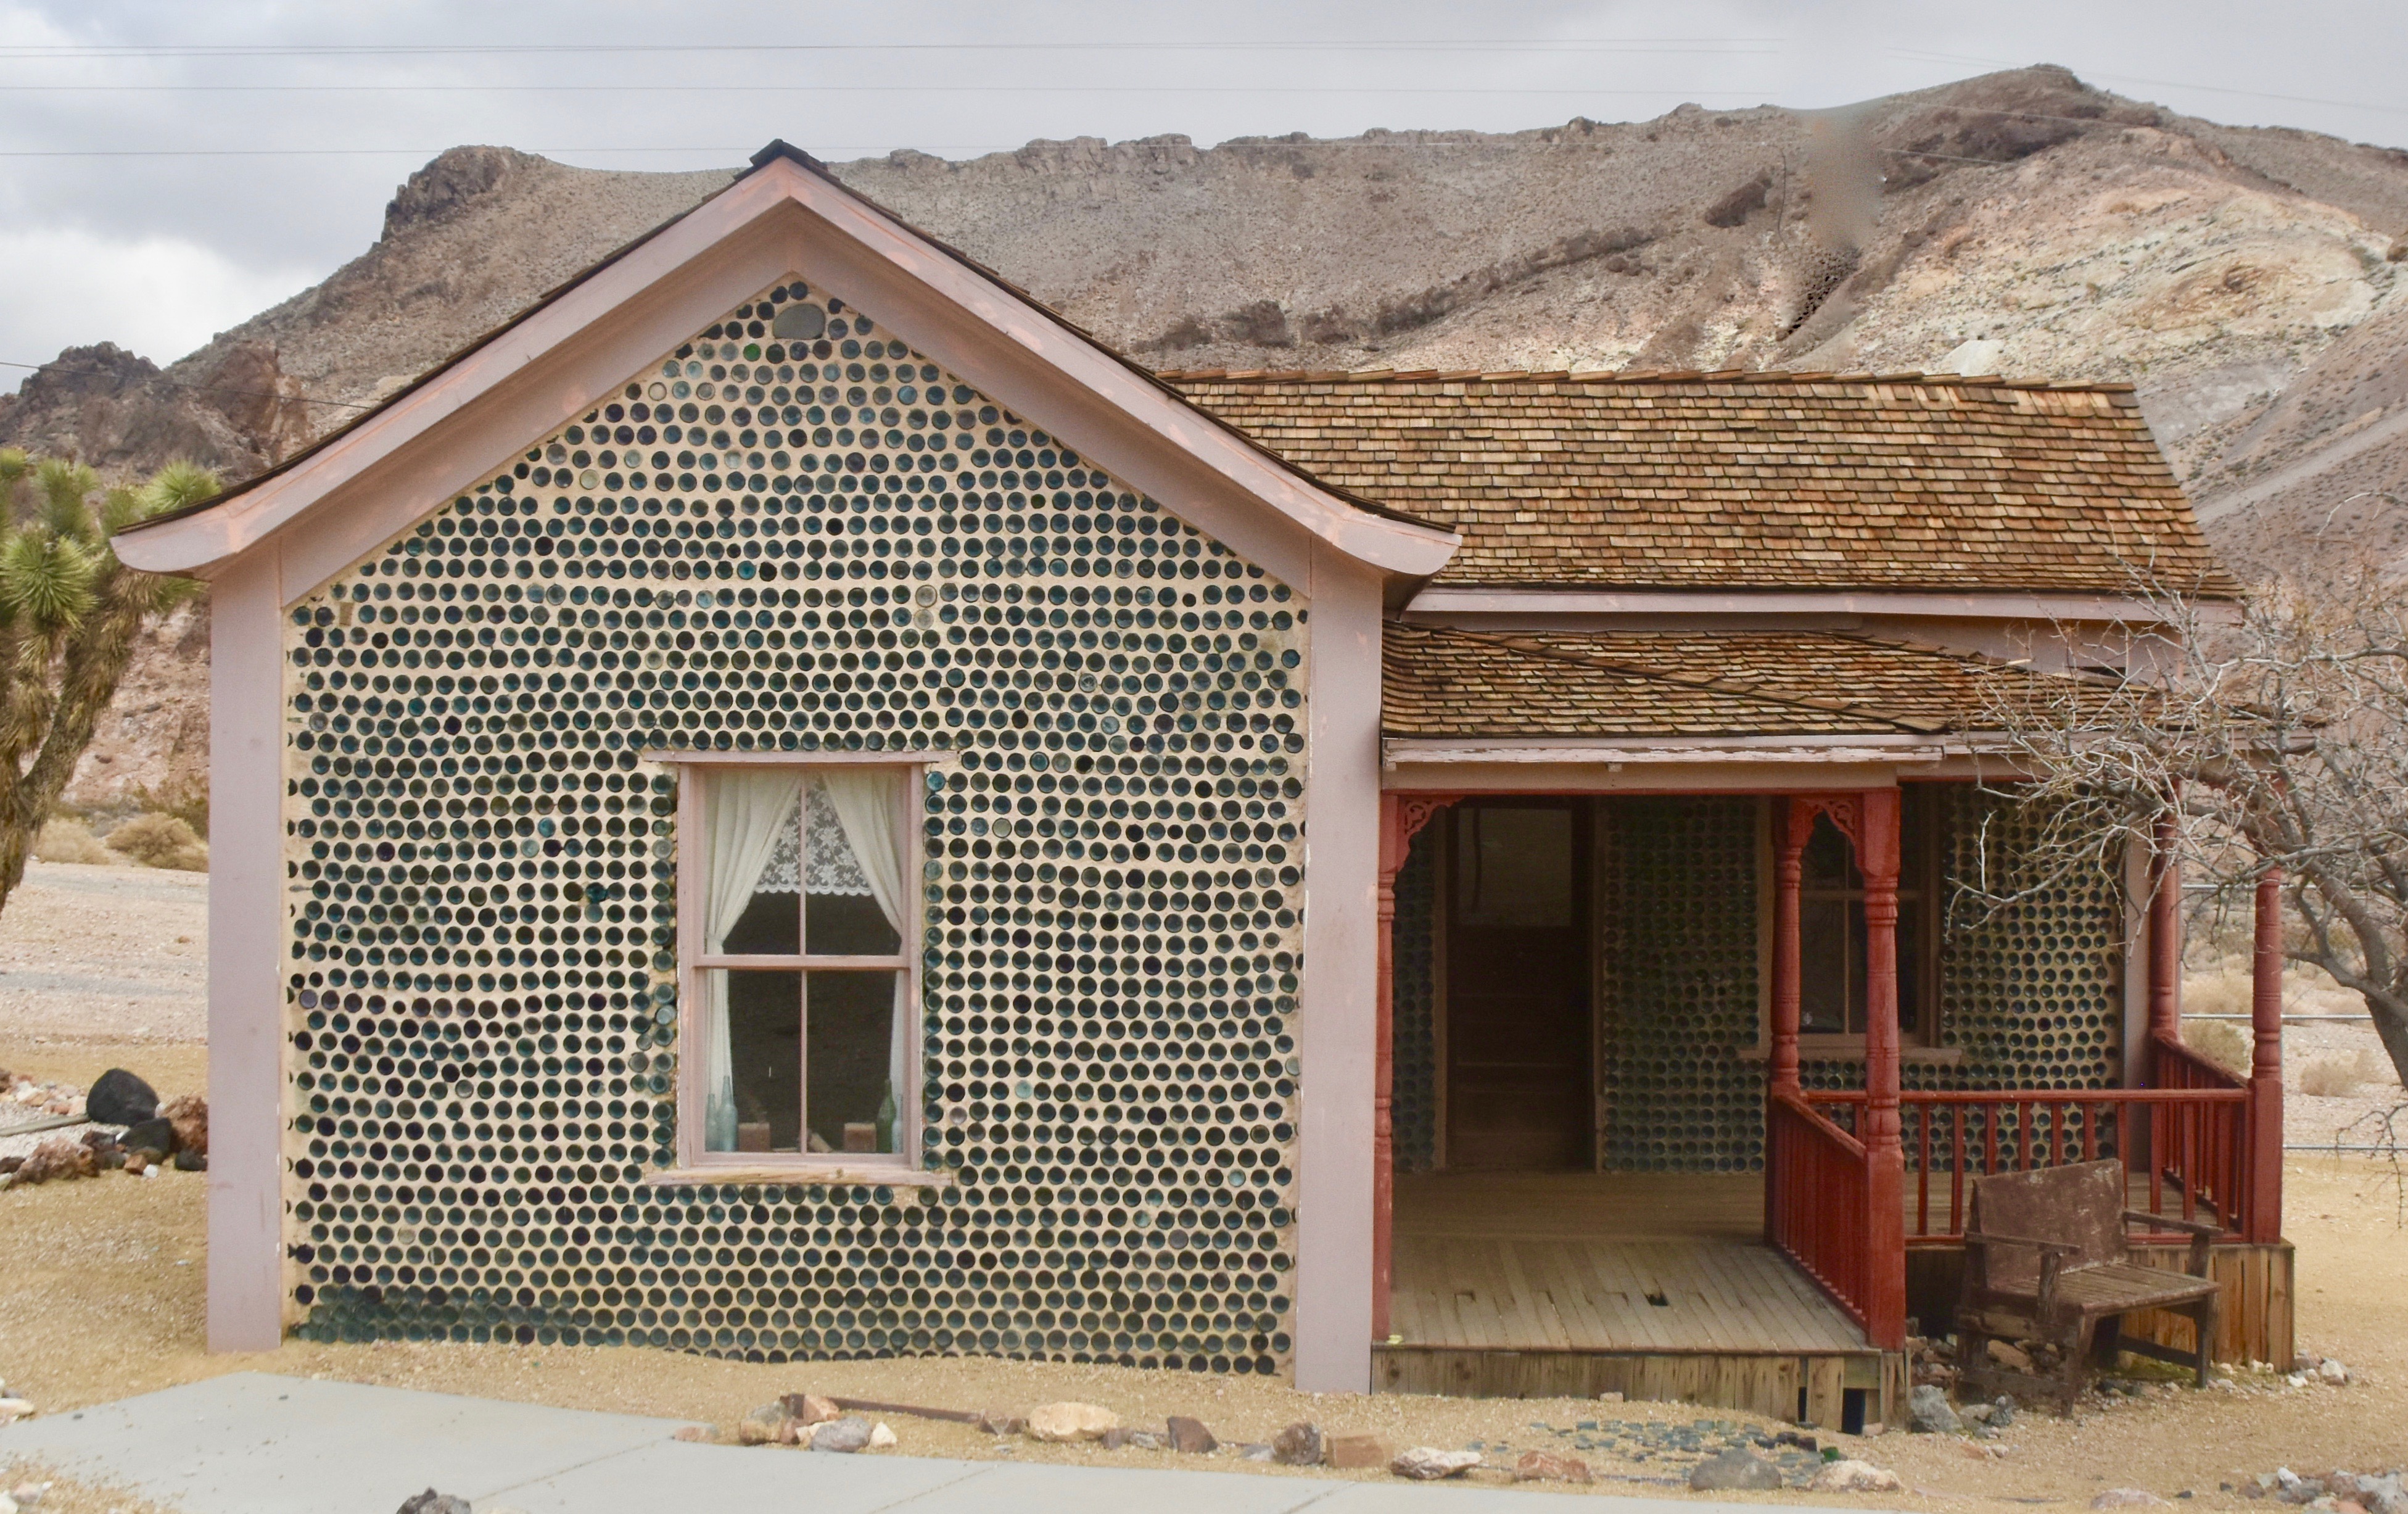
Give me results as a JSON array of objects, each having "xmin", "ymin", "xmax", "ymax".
[
  {"xmin": 1165, "ymin": 370, "xmax": 2235, "ymax": 595},
  {"xmin": 1382, "ymin": 623, "xmax": 2112, "ymax": 739}
]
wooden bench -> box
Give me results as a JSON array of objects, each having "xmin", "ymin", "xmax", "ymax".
[{"xmin": 1956, "ymin": 1159, "xmax": 2220, "ymax": 1410}]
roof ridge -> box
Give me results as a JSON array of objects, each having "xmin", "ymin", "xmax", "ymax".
[{"xmin": 1156, "ymin": 366, "xmax": 2138, "ymax": 394}]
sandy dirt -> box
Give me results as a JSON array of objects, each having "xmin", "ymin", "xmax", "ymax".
[
  {"xmin": 1, "ymin": 864, "xmax": 2401, "ymax": 1507},
  {"xmin": 0, "ymin": 1070, "xmax": 2399, "ymax": 1506}
]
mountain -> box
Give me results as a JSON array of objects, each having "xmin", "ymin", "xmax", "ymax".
[{"xmin": 3, "ymin": 64, "xmax": 2404, "ymax": 810}]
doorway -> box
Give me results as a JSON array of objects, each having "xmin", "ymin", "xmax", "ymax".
[{"xmin": 1443, "ymin": 798, "xmax": 1593, "ymax": 1170}]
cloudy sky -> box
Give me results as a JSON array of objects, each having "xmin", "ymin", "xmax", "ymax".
[{"xmin": 2, "ymin": 0, "xmax": 2403, "ymax": 387}]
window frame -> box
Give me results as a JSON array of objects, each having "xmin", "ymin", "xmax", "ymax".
[
  {"xmin": 1754, "ymin": 787, "xmax": 1950, "ymax": 1061},
  {"xmin": 649, "ymin": 748, "xmax": 946, "ymax": 1183}
]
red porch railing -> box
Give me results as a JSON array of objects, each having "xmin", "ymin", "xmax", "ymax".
[
  {"xmin": 1767, "ymin": 1088, "xmax": 1875, "ymax": 1331},
  {"xmin": 1805, "ymin": 1075, "xmax": 2254, "ymax": 1242}
]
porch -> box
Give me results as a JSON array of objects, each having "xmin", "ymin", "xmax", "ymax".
[{"xmin": 1369, "ymin": 785, "xmax": 2293, "ymax": 1410}]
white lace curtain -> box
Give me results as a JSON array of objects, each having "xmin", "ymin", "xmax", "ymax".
[
  {"xmin": 821, "ymin": 768, "xmax": 911, "ymax": 1144},
  {"xmin": 701, "ymin": 768, "xmax": 802, "ymax": 1151}
]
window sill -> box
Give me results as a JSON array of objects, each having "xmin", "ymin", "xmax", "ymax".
[
  {"xmin": 645, "ymin": 1164, "xmax": 957, "ymax": 1189},
  {"xmin": 1736, "ymin": 1044, "xmax": 1966, "ymax": 1065}
]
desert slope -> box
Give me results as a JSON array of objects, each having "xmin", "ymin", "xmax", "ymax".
[{"xmin": 2, "ymin": 65, "xmax": 2404, "ymax": 803}]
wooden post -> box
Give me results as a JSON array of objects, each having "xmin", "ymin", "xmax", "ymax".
[
  {"xmin": 1767, "ymin": 798, "xmax": 1807, "ymax": 1244},
  {"xmin": 1374, "ymin": 793, "xmax": 1400, "ymax": 1341},
  {"xmin": 1858, "ymin": 789, "xmax": 1909, "ymax": 1351},
  {"xmin": 2248, "ymin": 867, "xmax": 2285, "ymax": 1244},
  {"xmin": 2149, "ymin": 814, "xmax": 2183, "ymax": 1048},
  {"xmin": 1371, "ymin": 792, "xmax": 1459, "ymax": 1341}
]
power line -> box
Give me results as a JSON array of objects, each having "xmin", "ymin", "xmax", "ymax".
[
  {"xmin": 0, "ymin": 39, "xmax": 1787, "ymax": 59},
  {"xmin": 0, "ymin": 83, "xmax": 1783, "ymax": 96}
]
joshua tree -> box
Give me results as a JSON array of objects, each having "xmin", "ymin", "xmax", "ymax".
[{"xmin": 0, "ymin": 449, "xmax": 217, "ymax": 914}]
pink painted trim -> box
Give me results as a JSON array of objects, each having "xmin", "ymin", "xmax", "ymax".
[
  {"xmin": 206, "ymin": 545, "xmax": 287, "ymax": 1351},
  {"xmin": 1292, "ymin": 545, "xmax": 1385, "ymax": 1392},
  {"xmin": 120, "ymin": 160, "xmax": 1456, "ymax": 587},
  {"xmin": 1405, "ymin": 589, "xmax": 2196, "ymax": 620}
]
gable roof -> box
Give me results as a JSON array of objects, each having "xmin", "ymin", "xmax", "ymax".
[
  {"xmin": 1382, "ymin": 622, "xmax": 2122, "ymax": 740},
  {"xmin": 1166, "ymin": 370, "xmax": 2237, "ymax": 598},
  {"xmin": 115, "ymin": 143, "xmax": 1458, "ymax": 589}
]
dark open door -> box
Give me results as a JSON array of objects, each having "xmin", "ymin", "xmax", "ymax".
[{"xmin": 1444, "ymin": 798, "xmax": 1593, "ymax": 1170}]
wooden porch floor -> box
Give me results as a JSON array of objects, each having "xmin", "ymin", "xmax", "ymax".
[{"xmin": 1391, "ymin": 1173, "xmax": 1868, "ymax": 1354}]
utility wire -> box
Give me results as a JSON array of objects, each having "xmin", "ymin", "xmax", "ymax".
[{"xmin": 0, "ymin": 39, "xmax": 1788, "ymax": 58}]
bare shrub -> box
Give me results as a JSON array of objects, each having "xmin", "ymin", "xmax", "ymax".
[
  {"xmin": 32, "ymin": 816, "xmax": 110, "ymax": 866},
  {"xmin": 2299, "ymin": 1053, "xmax": 2365, "ymax": 1098},
  {"xmin": 104, "ymin": 813, "xmax": 208, "ymax": 872},
  {"xmin": 2183, "ymin": 1017, "xmax": 2253, "ymax": 1078}
]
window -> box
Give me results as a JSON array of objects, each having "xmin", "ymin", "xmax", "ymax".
[
  {"xmin": 1797, "ymin": 788, "xmax": 1937, "ymax": 1041},
  {"xmin": 669, "ymin": 758, "xmax": 925, "ymax": 1172}
]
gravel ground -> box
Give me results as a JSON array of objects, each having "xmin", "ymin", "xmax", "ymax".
[
  {"xmin": 0, "ymin": 1153, "xmax": 2399, "ymax": 1509},
  {"xmin": 0, "ymin": 862, "xmax": 205, "ymax": 1048},
  {"xmin": 1, "ymin": 872, "xmax": 2402, "ymax": 1508}
]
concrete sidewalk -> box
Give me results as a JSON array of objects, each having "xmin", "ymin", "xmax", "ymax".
[{"xmin": 0, "ymin": 1373, "xmax": 1852, "ymax": 1513}]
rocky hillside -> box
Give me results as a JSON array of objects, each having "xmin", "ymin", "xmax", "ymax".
[{"xmin": 4, "ymin": 64, "xmax": 2406, "ymax": 807}]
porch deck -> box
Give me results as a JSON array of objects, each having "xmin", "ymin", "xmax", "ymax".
[
  {"xmin": 1379, "ymin": 1172, "xmax": 1894, "ymax": 1415},
  {"xmin": 1389, "ymin": 1173, "xmax": 1865, "ymax": 1354}
]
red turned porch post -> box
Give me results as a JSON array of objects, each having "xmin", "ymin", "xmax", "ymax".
[
  {"xmin": 1765, "ymin": 798, "xmax": 1807, "ymax": 1243},
  {"xmin": 2248, "ymin": 867, "xmax": 2285, "ymax": 1243},
  {"xmin": 1858, "ymin": 790, "xmax": 1909, "ymax": 1351},
  {"xmin": 2149, "ymin": 815, "xmax": 2183, "ymax": 1046}
]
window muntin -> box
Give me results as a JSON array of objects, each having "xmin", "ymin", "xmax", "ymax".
[
  {"xmin": 678, "ymin": 761, "xmax": 922, "ymax": 1168},
  {"xmin": 1796, "ymin": 790, "xmax": 1935, "ymax": 1041}
]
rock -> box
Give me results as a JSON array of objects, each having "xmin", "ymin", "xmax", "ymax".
[
  {"xmin": 1691, "ymin": 1447, "xmax": 1786, "ymax": 1491},
  {"xmin": 173, "ymin": 1149, "xmax": 207, "ymax": 1172},
  {"xmin": 1165, "ymin": 1415, "xmax": 1218, "ymax": 1454},
  {"xmin": 9, "ymin": 1482, "xmax": 46, "ymax": 1510},
  {"xmin": 1127, "ymin": 1431, "xmax": 1163, "ymax": 1450},
  {"xmin": 2317, "ymin": 1360, "xmax": 2351, "ymax": 1386},
  {"xmin": 868, "ymin": 1421, "xmax": 896, "ymax": 1449},
  {"xmin": 670, "ymin": 1425, "xmax": 715, "ymax": 1443},
  {"xmin": 737, "ymin": 1403, "xmax": 793, "ymax": 1446},
  {"xmin": 1908, "ymin": 1384, "xmax": 1961, "ymax": 1434},
  {"xmin": 1775, "ymin": 1429, "xmax": 1820, "ymax": 1452},
  {"xmin": 1391, "ymin": 1447, "xmax": 1481, "ymax": 1481},
  {"xmin": 1960, "ymin": 1402, "xmax": 1994, "ymax": 1425},
  {"xmin": 162, "ymin": 1094, "xmax": 207, "ymax": 1156},
  {"xmin": 0, "ymin": 1400, "xmax": 32, "ymax": 1425},
  {"xmin": 780, "ymin": 1392, "xmax": 841, "ymax": 1426},
  {"xmin": 2095, "ymin": 1492, "xmax": 2171, "ymax": 1508},
  {"xmin": 1517, "ymin": 1450, "xmax": 1594, "ymax": 1484},
  {"xmin": 394, "ymin": 1494, "xmax": 471, "ymax": 1514},
  {"xmin": 122, "ymin": 1116, "xmax": 178, "ymax": 1156},
  {"xmin": 1326, "ymin": 1433, "xmax": 1387, "ymax": 1469},
  {"xmin": 975, "ymin": 1408, "xmax": 1026, "ymax": 1436},
  {"xmin": 1238, "ymin": 1444, "xmax": 1274, "ymax": 1462},
  {"xmin": 1990, "ymin": 1397, "xmax": 2016, "ymax": 1428},
  {"xmin": 1027, "ymin": 1402, "xmax": 1118, "ymax": 1442},
  {"xmin": 85, "ymin": 1068, "xmax": 157, "ymax": 1125},
  {"xmin": 14, "ymin": 1138, "xmax": 93, "ymax": 1186},
  {"xmin": 1100, "ymin": 1426, "xmax": 1132, "ymax": 1450},
  {"xmin": 1812, "ymin": 1459, "xmax": 1905, "ymax": 1493},
  {"xmin": 1272, "ymin": 1422, "xmax": 1324, "ymax": 1466},
  {"xmin": 1987, "ymin": 1339, "xmax": 2037, "ymax": 1373},
  {"xmin": 810, "ymin": 1416, "xmax": 873, "ymax": 1454}
]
